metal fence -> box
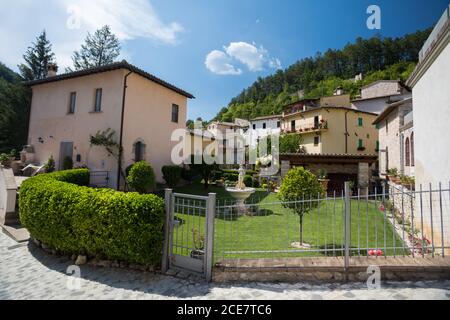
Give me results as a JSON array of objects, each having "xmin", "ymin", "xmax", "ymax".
[
  {"xmin": 213, "ymin": 182, "xmax": 450, "ymax": 265},
  {"xmin": 89, "ymin": 171, "xmax": 110, "ymax": 188},
  {"xmin": 162, "ymin": 182, "xmax": 450, "ymax": 278}
]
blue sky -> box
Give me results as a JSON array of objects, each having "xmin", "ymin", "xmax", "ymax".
[{"xmin": 1, "ymin": 0, "xmax": 448, "ymax": 121}]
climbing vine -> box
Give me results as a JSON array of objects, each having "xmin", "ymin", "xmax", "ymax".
[{"xmin": 89, "ymin": 128, "xmax": 122, "ymax": 159}]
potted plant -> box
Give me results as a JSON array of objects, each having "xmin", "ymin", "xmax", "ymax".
[
  {"xmin": 400, "ymin": 175, "xmax": 415, "ymax": 190},
  {"xmin": 0, "ymin": 153, "xmax": 10, "ymax": 167},
  {"xmin": 190, "ymin": 229, "xmax": 205, "ymax": 260},
  {"xmin": 44, "ymin": 156, "xmax": 56, "ymax": 173},
  {"xmin": 0, "ymin": 149, "xmax": 17, "ymax": 168},
  {"xmin": 387, "ymin": 168, "xmax": 400, "ymax": 183},
  {"xmin": 317, "ymin": 169, "xmax": 330, "ymax": 192}
]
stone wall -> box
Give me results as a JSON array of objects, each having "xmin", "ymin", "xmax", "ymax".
[
  {"xmin": 0, "ymin": 167, "xmax": 19, "ymax": 225},
  {"xmin": 388, "ymin": 181, "xmax": 414, "ymax": 221}
]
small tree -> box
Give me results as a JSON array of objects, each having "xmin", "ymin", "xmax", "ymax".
[
  {"xmin": 162, "ymin": 165, "xmax": 182, "ymax": 188},
  {"xmin": 279, "ymin": 134, "xmax": 306, "ymax": 154},
  {"xmin": 278, "ymin": 167, "xmax": 325, "ymax": 244},
  {"xmin": 127, "ymin": 161, "xmax": 156, "ymax": 194}
]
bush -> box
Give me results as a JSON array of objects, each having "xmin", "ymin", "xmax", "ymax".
[
  {"xmin": 19, "ymin": 169, "xmax": 164, "ymax": 266},
  {"xmin": 253, "ymin": 179, "xmax": 260, "ymax": 188},
  {"xmin": 126, "ymin": 161, "xmax": 156, "ymax": 194},
  {"xmin": 125, "ymin": 164, "xmax": 133, "ymax": 177},
  {"xmin": 244, "ymin": 175, "xmax": 253, "ymax": 188},
  {"xmin": 181, "ymin": 167, "xmax": 198, "ymax": 182},
  {"xmin": 44, "ymin": 156, "xmax": 56, "ymax": 173},
  {"xmin": 211, "ymin": 170, "xmax": 224, "ymax": 181},
  {"xmin": 62, "ymin": 156, "xmax": 73, "ymax": 170},
  {"xmin": 162, "ymin": 165, "xmax": 182, "ymax": 188},
  {"xmin": 223, "ymin": 172, "xmax": 239, "ymax": 182}
]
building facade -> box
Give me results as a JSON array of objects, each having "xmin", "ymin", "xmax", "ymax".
[
  {"xmin": 406, "ymin": 5, "xmax": 450, "ymax": 254},
  {"xmin": 407, "ymin": 5, "xmax": 450, "ymax": 187},
  {"xmin": 281, "ymin": 106, "xmax": 379, "ymax": 155},
  {"xmin": 26, "ymin": 61, "xmax": 194, "ymax": 189},
  {"xmin": 373, "ymin": 98, "xmax": 414, "ymax": 178},
  {"xmin": 249, "ymin": 115, "xmax": 282, "ymax": 147},
  {"xmin": 351, "ymin": 80, "xmax": 412, "ymax": 114}
]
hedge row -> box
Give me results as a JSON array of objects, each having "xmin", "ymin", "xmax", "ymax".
[{"xmin": 19, "ymin": 169, "xmax": 165, "ymax": 266}]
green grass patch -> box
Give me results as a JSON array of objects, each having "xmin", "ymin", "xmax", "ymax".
[{"xmin": 172, "ymin": 184, "xmax": 407, "ymax": 262}]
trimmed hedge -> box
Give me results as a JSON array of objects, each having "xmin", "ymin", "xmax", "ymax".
[{"xmin": 19, "ymin": 169, "xmax": 165, "ymax": 266}]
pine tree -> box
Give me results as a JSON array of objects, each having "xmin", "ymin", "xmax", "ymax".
[
  {"xmin": 71, "ymin": 25, "xmax": 121, "ymax": 71},
  {"xmin": 18, "ymin": 30, "xmax": 56, "ymax": 81}
]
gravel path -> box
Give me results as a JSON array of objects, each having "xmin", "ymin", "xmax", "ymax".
[{"xmin": 1, "ymin": 232, "xmax": 449, "ymax": 300}]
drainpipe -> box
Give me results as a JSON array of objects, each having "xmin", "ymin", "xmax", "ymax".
[
  {"xmin": 117, "ymin": 71, "xmax": 133, "ymax": 190},
  {"xmin": 344, "ymin": 110, "xmax": 350, "ymax": 154}
]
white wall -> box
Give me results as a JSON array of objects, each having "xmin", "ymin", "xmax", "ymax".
[
  {"xmin": 249, "ymin": 118, "xmax": 281, "ymax": 147},
  {"xmin": 351, "ymin": 93, "xmax": 411, "ymax": 115},
  {"xmin": 413, "ymin": 43, "xmax": 450, "ymax": 187},
  {"xmin": 412, "ymin": 39, "xmax": 450, "ymax": 254}
]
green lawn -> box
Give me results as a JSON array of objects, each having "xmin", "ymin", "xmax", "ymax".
[{"xmin": 172, "ymin": 183, "xmax": 407, "ymax": 262}]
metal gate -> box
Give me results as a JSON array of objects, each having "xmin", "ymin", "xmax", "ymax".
[{"xmin": 162, "ymin": 190, "xmax": 216, "ymax": 281}]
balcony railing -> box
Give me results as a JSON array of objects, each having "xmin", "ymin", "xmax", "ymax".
[{"xmin": 282, "ymin": 121, "xmax": 328, "ymax": 134}]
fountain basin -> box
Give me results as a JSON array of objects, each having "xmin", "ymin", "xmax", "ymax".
[{"xmin": 226, "ymin": 187, "xmax": 255, "ymax": 215}]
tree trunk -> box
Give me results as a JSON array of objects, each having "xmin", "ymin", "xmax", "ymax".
[{"xmin": 299, "ymin": 214, "xmax": 304, "ymax": 245}]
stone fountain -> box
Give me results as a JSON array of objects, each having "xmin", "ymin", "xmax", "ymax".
[{"xmin": 226, "ymin": 165, "xmax": 255, "ymax": 214}]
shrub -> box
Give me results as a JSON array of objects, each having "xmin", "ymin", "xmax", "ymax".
[
  {"xmin": 253, "ymin": 179, "xmax": 260, "ymax": 188},
  {"xmin": 244, "ymin": 175, "xmax": 253, "ymax": 188},
  {"xmin": 162, "ymin": 165, "xmax": 182, "ymax": 188},
  {"xmin": 224, "ymin": 172, "xmax": 239, "ymax": 182},
  {"xmin": 62, "ymin": 156, "xmax": 73, "ymax": 170},
  {"xmin": 211, "ymin": 170, "xmax": 224, "ymax": 181},
  {"xmin": 181, "ymin": 167, "xmax": 198, "ymax": 182},
  {"xmin": 279, "ymin": 167, "xmax": 325, "ymax": 244},
  {"xmin": 44, "ymin": 156, "xmax": 56, "ymax": 173},
  {"xmin": 125, "ymin": 164, "xmax": 133, "ymax": 177},
  {"xmin": 19, "ymin": 169, "xmax": 164, "ymax": 266},
  {"xmin": 127, "ymin": 161, "xmax": 156, "ymax": 194}
]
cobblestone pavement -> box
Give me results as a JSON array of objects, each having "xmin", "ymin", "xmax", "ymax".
[{"xmin": 1, "ymin": 232, "xmax": 449, "ymax": 300}]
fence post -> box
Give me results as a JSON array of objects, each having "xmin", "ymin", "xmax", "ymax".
[
  {"xmin": 344, "ymin": 182, "xmax": 351, "ymax": 271},
  {"xmin": 205, "ymin": 193, "xmax": 216, "ymax": 282},
  {"xmin": 161, "ymin": 189, "xmax": 172, "ymax": 273}
]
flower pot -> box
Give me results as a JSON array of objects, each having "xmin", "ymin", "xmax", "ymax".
[
  {"xmin": 318, "ymin": 179, "xmax": 330, "ymax": 191},
  {"xmin": 190, "ymin": 249, "xmax": 205, "ymax": 260}
]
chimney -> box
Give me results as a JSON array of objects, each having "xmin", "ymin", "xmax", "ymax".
[
  {"xmin": 334, "ymin": 86, "xmax": 344, "ymax": 96},
  {"xmin": 47, "ymin": 63, "xmax": 58, "ymax": 77}
]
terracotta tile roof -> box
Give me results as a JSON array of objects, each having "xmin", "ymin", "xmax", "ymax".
[{"xmin": 23, "ymin": 60, "xmax": 195, "ymax": 99}]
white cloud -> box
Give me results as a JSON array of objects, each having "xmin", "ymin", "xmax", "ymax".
[
  {"xmin": 205, "ymin": 41, "xmax": 281, "ymax": 75},
  {"xmin": 205, "ymin": 50, "xmax": 242, "ymax": 75},
  {"xmin": 0, "ymin": 0, "xmax": 183, "ymax": 71},
  {"xmin": 61, "ymin": 0, "xmax": 184, "ymax": 44}
]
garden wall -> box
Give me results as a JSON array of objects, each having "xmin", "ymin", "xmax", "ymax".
[{"xmin": 19, "ymin": 169, "xmax": 165, "ymax": 266}]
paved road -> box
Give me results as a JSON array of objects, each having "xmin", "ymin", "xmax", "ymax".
[{"xmin": 1, "ymin": 232, "xmax": 449, "ymax": 300}]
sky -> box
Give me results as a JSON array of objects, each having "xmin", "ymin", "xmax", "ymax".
[{"xmin": 1, "ymin": 0, "xmax": 448, "ymax": 121}]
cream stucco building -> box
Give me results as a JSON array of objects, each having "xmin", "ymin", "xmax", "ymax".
[
  {"xmin": 281, "ymin": 100, "xmax": 379, "ymax": 155},
  {"xmin": 25, "ymin": 61, "xmax": 194, "ymax": 189},
  {"xmin": 373, "ymin": 98, "xmax": 414, "ymax": 178}
]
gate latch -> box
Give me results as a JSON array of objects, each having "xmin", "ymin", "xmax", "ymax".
[{"xmin": 171, "ymin": 220, "xmax": 180, "ymax": 228}]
